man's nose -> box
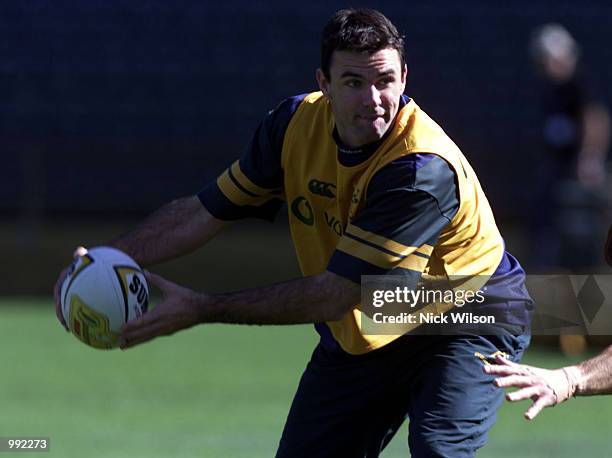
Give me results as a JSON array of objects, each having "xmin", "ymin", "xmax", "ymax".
[{"xmin": 363, "ymin": 85, "xmax": 382, "ymax": 107}]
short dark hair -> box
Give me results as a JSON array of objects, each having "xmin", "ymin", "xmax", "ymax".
[{"xmin": 321, "ymin": 9, "xmax": 405, "ymax": 80}]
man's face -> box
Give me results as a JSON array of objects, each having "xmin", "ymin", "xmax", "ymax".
[{"xmin": 316, "ymin": 48, "xmax": 407, "ymax": 148}]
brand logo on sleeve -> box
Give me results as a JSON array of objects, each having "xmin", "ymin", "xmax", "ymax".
[{"xmin": 308, "ymin": 179, "xmax": 336, "ymax": 198}]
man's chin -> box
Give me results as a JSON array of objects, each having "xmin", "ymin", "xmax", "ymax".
[
  {"xmin": 351, "ymin": 132, "xmax": 385, "ymax": 147},
  {"xmin": 357, "ymin": 122, "xmax": 389, "ymax": 141}
]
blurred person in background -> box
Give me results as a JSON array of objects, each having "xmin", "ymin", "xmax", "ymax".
[{"xmin": 528, "ymin": 23, "xmax": 610, "ymax": 272}]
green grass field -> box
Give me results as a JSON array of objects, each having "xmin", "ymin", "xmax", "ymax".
[{"xmin": 2, "ymin": 299, "xmax": 611, "ymax": 458}]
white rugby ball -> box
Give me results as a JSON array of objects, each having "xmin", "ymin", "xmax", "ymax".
[{"xmin": 60, "ymin": 246, "xmax": 149, "ymax": 349}]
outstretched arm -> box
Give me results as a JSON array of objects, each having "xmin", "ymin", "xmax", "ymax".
[
  {"xmin": 484, "ymin": 346, "xmax": 612, "ymax": 420},
  {"xmin": 119, "ymin": 270, "xmax": 360, "ymax": 348},
  {"xmin": 54, "ymin": 196, "xmax": 228, "ymax": 329}
]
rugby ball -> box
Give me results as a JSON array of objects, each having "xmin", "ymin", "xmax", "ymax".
[{"xmin": 60, "ymin": 246, "xmax": 149, "ymax": 349}]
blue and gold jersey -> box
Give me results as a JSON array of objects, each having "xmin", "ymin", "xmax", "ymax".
[{"xmin": 200, "ymin": 92, "xmax": 531, "ymax": 354}]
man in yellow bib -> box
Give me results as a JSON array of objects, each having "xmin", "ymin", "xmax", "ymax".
[{"xmin": 55, "ymin": 8, "xmax": 532, "ymax": 457}]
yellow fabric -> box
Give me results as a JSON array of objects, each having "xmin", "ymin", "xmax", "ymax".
[
  {"xmin": 280, "ymin": 91, "xmax": 504, "ymax": 355},
  {"xmin": 344, "ymin": 225, "xmax": 425, "ymax": 258}
]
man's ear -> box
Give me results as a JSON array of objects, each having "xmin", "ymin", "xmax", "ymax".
[
  {"xmin": 316, "ymin": 68, "xmax": 331, "ymax": 99},
  {"xmin": 401, "ymin": 64, "xmax": 408, "ymax": 91}
]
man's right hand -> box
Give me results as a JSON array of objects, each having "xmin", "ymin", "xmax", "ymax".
[{"xmin": 53, "ymin": 246, "xmax": 88, "ymax": 331}]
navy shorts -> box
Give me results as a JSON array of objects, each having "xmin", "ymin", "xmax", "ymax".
[{"xmin": 275, "ymin": 329, "xmax": 530, "ymax": 458}]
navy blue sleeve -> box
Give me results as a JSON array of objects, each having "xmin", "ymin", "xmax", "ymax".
[
  {"xmin": 328, "ymin": 154, "xmax": 459, "ymax": 284},
  {"xmin": 198, "ymin": 94, "xmax": 307, "ymax": 221}
]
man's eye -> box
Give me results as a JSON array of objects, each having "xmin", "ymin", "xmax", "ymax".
[
  {"xmin": 346, "ymin": 80, "xmax": 361, "ymax": 88},
  {"xmin": 377, "ymin": 78, "xmax": 394, "ymax": 88}
]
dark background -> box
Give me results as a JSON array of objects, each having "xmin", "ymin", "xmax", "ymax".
[
  {"xmin": 2, "ymin": 1, "xmax": 612, "ymax": 293},
  {"xmin": 4, "ymin": 0, "xmax": 612, "ymax": 217}
]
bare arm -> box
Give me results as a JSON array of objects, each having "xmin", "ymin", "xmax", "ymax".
[
  {"xmin": 111, "ymin": 195, "xmax": 229, "ymax": 267},
  {"xmin": 120, "ymin": 270, "xmax": 360, "ymax": 348},
  {"xmin": 574, "ymin": 344, "xmax": 612, "ymax": 395},
  {"xmin": 54, "ymin": 195, "xmax": 228, "ymax": 329},
  {"xmin": 201, "ymin": 271, "xmax": 358, "ymax": 325}
]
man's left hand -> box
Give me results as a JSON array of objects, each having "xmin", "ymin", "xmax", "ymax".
[{"xmin": 120, "ymin": 271, "xmax": 204, "ymax": 349}]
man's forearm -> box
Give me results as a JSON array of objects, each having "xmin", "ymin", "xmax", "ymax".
[
  {"xmin": 571, "ymin": 345, "xmax": 612, "ymax": 396},
  {"xmin": 111, "ymin": 195, "xmax": 228, "ymax": 267},
  {"xmin": 118, "ymin": 270, "xmax": 361, "ymax": 349},
  {"xmin": 198, "ymin": 271, "xmax": 359, "ymax": 325}
]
